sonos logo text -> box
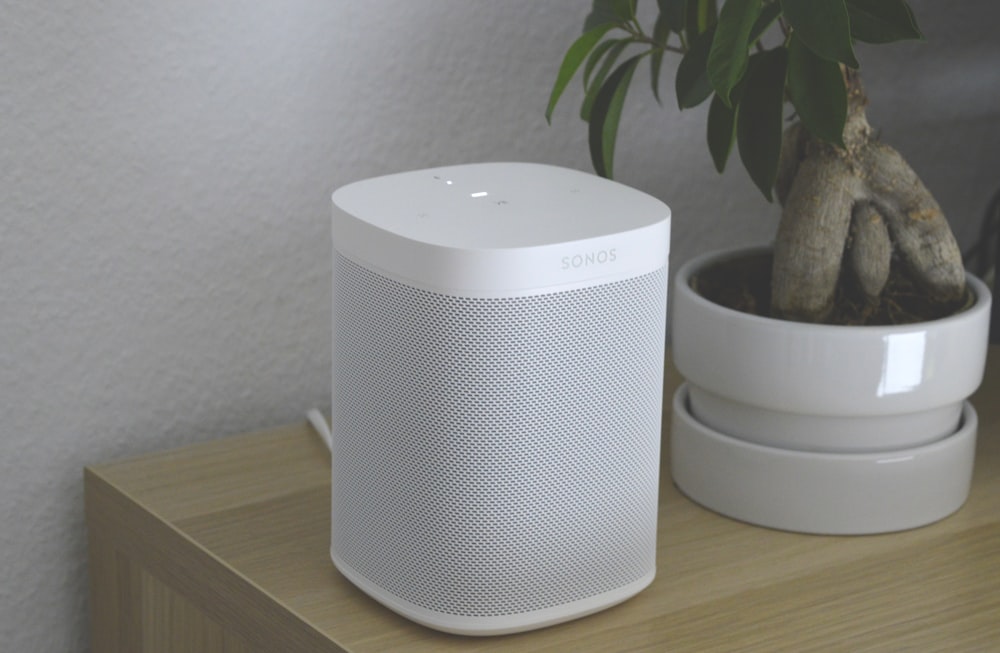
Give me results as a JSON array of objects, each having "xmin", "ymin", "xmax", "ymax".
[{"xmin": 561, "ymin": 249, "xmax": 617, "ymax": 270}]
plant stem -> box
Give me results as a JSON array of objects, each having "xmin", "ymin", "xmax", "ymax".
[{"xmin": 619, "ymin": 22, "xmax": 686, "ymax": 54}]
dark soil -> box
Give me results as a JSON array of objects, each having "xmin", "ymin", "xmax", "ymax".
[{"xmin": 690, "ymin": 251, "xmax": 976, "ymax": 326}]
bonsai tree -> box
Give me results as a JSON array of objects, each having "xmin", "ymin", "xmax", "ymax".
[{"xmin": 546, "ymin": 0, "xmax": 969, "ymax": 324}]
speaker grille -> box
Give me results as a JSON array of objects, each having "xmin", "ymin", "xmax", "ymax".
[{"xmin": 332, "ymin": 252, "xmax": 666, "ymax": 618}]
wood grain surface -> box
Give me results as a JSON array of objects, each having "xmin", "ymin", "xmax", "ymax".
[{"xmin": 86, "ymin": 348, "xmax": 1000, "ymax": 652}]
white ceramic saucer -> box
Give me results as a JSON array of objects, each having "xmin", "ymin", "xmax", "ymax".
[{"xmin": 670, "ymin": 383, "xmax": 977, "ymax": 535}]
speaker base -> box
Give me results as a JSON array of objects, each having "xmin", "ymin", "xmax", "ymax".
[{"xmin": 331, "ymin": 551, "xmax": 655, "ymax": 636}]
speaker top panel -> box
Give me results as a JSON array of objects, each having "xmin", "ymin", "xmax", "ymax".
[
  {"xmin": 332, "ymin": 162, "xmax": 670, "ymax": 296},
  {"xmin": 333, "ymin": 163, "xmax": 669, "ymax": 249}
]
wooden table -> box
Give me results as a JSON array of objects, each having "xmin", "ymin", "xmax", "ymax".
[{"xmin": 86, "ymin": 348, "xmax": 1000, "ymax": 652}]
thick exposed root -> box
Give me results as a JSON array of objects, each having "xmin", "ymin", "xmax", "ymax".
[
  {"xmin": 860, "ymin": 143, "xmax": 966, "ymax": 301},
  {"xmin": 771, "ymin": 125, "xmax": 966, "ymax": 322},
  {"xmin": 770, "ymin": 68, "xmax": 965, "ymax": 323},
  {"xmin": 848, "ymin": 201, "xmax": 892, "ymax": 301},
  {"xmin": 771, "ymin": 150, "xmax": 860, "ymax": 322}
]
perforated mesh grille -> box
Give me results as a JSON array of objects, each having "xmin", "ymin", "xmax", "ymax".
[{"xmin": 331, "ymin": 252, "xmax": 666, "ymax": 618}]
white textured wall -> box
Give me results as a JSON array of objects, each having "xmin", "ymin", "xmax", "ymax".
[{"xmin": 1, "ymin": 1, "xmax": 998, "ymax": 649}]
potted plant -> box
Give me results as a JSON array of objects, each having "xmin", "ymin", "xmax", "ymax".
[{"xmin": 546, "ymin": 0, "xmax": 991, "ymax": 533}]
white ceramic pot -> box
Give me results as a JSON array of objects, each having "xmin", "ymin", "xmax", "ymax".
[{"xmin": 670, "ymin": 246, "xmax": 992, "ymax": 534}]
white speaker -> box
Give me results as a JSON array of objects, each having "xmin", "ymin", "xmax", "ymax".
[{"xmin": 330, "ymin": 162, "xmax": 670, "ymax": 635}]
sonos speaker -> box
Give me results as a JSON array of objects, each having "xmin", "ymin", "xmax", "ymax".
[{"xmin": 330, "ymin": 162, "xmax": 670, "ymax": 635}]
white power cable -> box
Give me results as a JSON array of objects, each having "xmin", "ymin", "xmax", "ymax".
[{"xmin": 306, "ymin": 408, "xmax": 333, "ymax": 452}]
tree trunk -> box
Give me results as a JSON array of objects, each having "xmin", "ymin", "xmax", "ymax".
[{"xmin": 770, "ymin": 71, "xmax": 966, "ymax": 323}]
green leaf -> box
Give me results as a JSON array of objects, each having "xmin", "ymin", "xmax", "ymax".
[
  {"xmin": 846, "ymin": 0, "xmax": 923, "ymax": 43},
  {"xmin": 780, "ymin": 0, "xmax": 859, "ymax": 68},
  {"xmin": 736, "ymin": 47, "xmax": 788, "ymax": 200},
  {"xmin": 584, "ymin": 38, "xmax": 625, "ymax": 89},
  {"xmin": 585, "ymin": 0, "xmax": 638, "ymax": 30},
  {"xmin": 658, "ymin": 0, "xmax": 687, "ymax": 31},
  {"xmin": 787, "ymin": 34, "xmax": 847, "ymax": 147},
  {"xmin": 581, "ymin": 40, "xmax": 629, "ymax": 120},
  {"xmin": 675, "ymin": 26, "xmax": 716, "ymax": 108},
  {"xmin": 686, "ymin": 0, "xmax": 718, "ymax": 36},
  {"xmin": 588, "ymin": 55, "xmax": 642, "ymax": 178},
  {"xmin": 749, "ymin": 1, "xmax": 782, "ymax": 42},
  {"xmin": 612, "ymin": 0, "xmax": 638, "ymax": 20},
  {"xmin": 707, "ymin": 0, "xmax": 761, "ymax": 106},
  {"xmin": 546, "ymin": 24, "xmax": 615, "ymax": 124},
  {"xmin": 707, "ymin": 92, "xmax": 737, "ymax": 172},
  {"xmin": 650, "ymin": 53, "xmax": 665, "ymax": 104},
  {"xmin": 650, "ymin": 11, "xmax": 673, "ymax": 103}
]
